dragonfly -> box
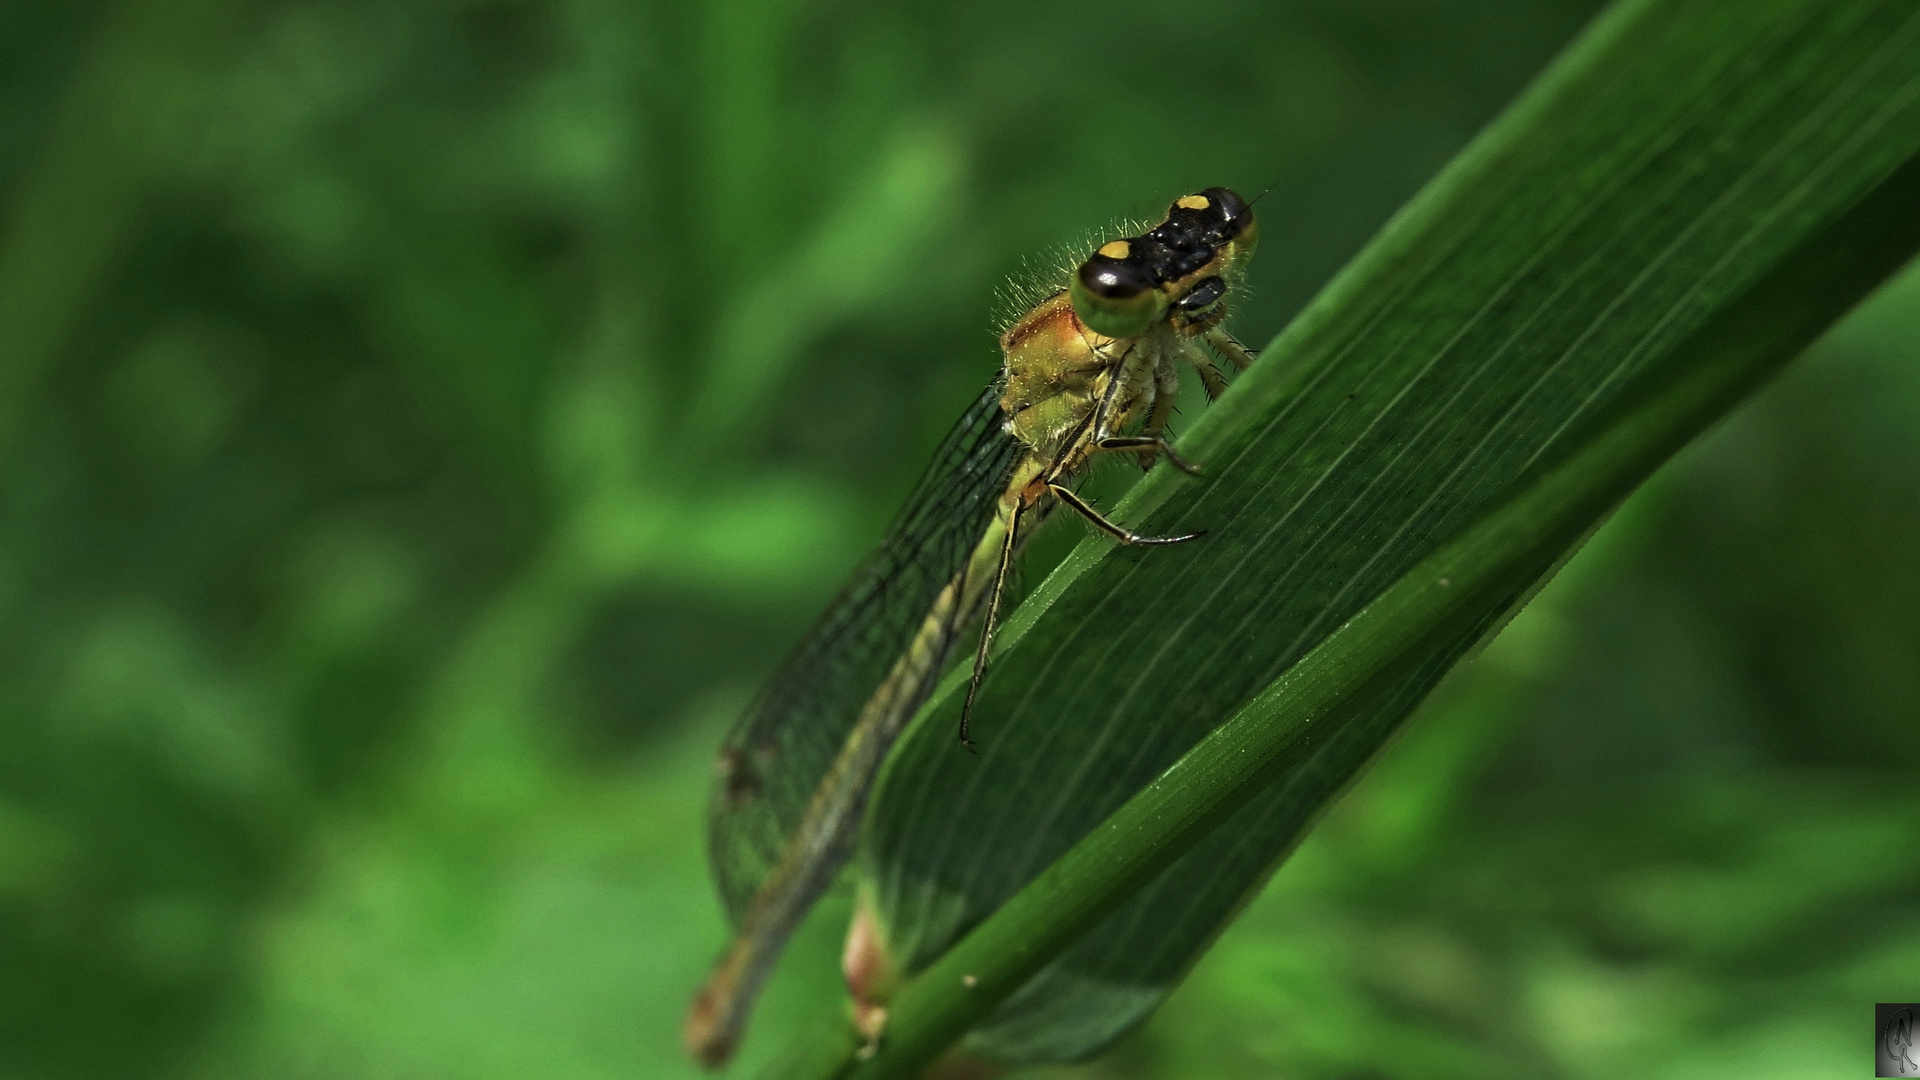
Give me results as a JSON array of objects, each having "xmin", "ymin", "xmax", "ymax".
[{"xmin": 684, "ymin": 187, "xmax": 1261, "ymax": 1067}]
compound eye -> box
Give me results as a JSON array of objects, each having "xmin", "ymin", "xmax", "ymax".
[
  {"xmin": 1070, "ymin": 241, "xmax": 1167, "ymax": 338},
  {"xmin": 1197, "ymin": 187, "xmax": 1253, "ymax": 240},
  {"xmin": 1078, "ymin": 251, "xmax": 1150, "ymax": 299}
]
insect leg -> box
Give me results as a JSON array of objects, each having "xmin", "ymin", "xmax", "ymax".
[
  {"xmin": 1120, "ymin": 357, "xmax": 1179, "ymax": 469},
  {"xmin": 1048, "ymin": 483, "xmax": 1203, "ymax": 545},
  {"xmin": 1204, "ymin": 326, "xmax": 1259, "ymax": 370},
  {"xmin": 1184, "ymin": 345, "xmax": 1230, "ymax": 400},
  {"xmin": 1094, "ymin": 436, "xmax": 1201, "ymax": 476},
  {"xmin": 960, "ymin": 499, "xmax": 1024, "ymax": 752},
  {"xmin": 1085, "ymin": 349, "xmax": 1138, "ymax": 443}
]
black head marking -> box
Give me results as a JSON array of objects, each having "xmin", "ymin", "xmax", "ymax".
[{"xmin": 1194, "ymin": 187, "xmax": 1253, "ymax": 243}]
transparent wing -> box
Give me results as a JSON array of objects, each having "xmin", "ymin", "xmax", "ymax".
[{"xmin": 707, "ymin": 376, "xmax": 1021, "ymax": 922}]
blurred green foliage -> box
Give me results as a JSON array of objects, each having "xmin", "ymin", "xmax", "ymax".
[{"xmin": 0, "ymin": 1, "xmax": 1913, "ymax": 1078}]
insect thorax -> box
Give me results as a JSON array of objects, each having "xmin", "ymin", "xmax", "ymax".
[{"xmin": 997, "ymin": 291, "xmax": 1112, "ymax": 457}]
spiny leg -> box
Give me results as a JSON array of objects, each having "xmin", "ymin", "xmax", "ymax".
[
  {"xmin": 1083, "ymin": 341, "xmax": 1138, "ymax": 442},
  {"xmin": 1048, "ymin": 483, "xmax": 1203, "ymax": 545},
  {"xmin": 1204, "ymin": 326, "xmax": 1258, "ymax": 371},
  {"xmin": 1094, "ymin": 435, "xmax": 1201, "ymax": 476},
  {"xmin": 959, "ymin": 499, "xmax": 1024, "ymax": 752},
  {"xmin": 1093, "ymin": 355, "xmax": 1200, "ymax": 473},
  {"xmin": 1122, "ymin": 356, "xmax": 1179, "ymax": 469},
  {"xmin": 1079, "ymin": 374, "xmax": 1127, "ymax": 453},
  {"xmin": 1088, "ymin": 339, "xmax": 1164, "ymax": 446},
  {"xmin": 1183, "ymin": 341, "xmax": 1230, "ymax": 400}
]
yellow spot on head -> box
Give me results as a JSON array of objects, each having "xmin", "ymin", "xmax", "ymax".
[
  {"xmin": 1176, "ymin": 194, "xmax": 1211, "ymax": 210},
  {"xmin": 1097, "ymin": 240, "xmax": 1130, "ymax": 259}
]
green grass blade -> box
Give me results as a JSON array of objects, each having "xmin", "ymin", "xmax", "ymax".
[{"xmin": 767, "ymin": 0, "xmax": 1920, "ymax": 1073}]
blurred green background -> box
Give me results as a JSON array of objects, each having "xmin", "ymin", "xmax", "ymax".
[{"xmin": 2, "ymin": 1, "xmax": 1916, "ymax": 1077}]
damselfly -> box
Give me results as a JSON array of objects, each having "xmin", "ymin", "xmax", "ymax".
[{"xmin": 685, "ymin": 188, "xmax": 1260, "ymax": 1066}]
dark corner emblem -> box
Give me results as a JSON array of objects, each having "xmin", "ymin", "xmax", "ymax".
[{"xmin": 1881, "ymin": 1004, "xmax": 1920, "ymax": 1077}]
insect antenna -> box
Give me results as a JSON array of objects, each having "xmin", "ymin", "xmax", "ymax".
[{"xmin": 1249, "ymin": 170, "xmax": 1283, "ymax": 207}]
